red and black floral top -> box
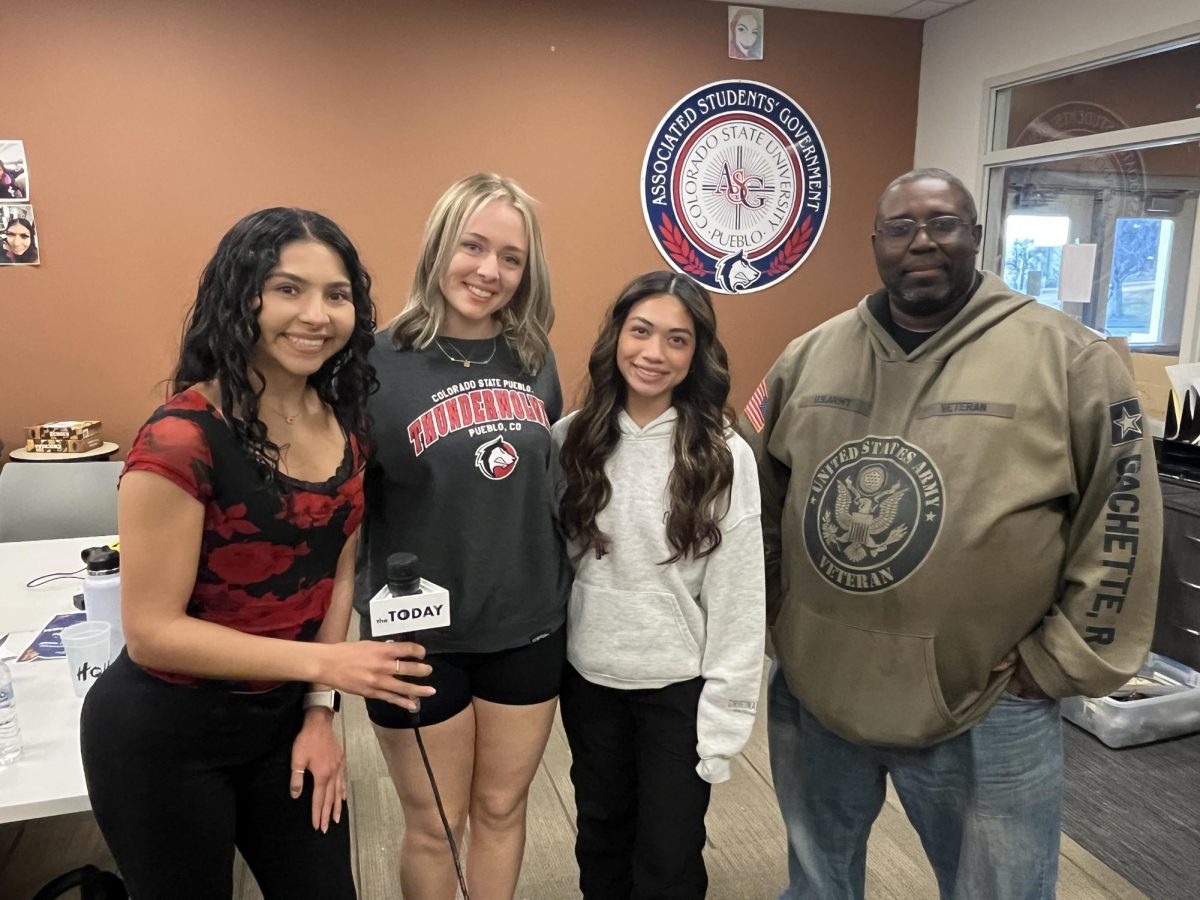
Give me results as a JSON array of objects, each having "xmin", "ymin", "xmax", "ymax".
[{"xmin": 122, "ymin": 390, "xmax": 364, "ymax": 690}]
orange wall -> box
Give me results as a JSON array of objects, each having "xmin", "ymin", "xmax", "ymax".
[{"xmin": 1, "ymin": 0, "xmax": 922, "ymax": 458}]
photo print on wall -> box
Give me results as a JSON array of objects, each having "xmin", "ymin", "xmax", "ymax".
[
  {"xmin": 2, "ymin": 203, "xmax": 40, "ymax": 266},
  {"xmin": 0, "ymin": 140, "xmax": 30, "ymax": 200}
]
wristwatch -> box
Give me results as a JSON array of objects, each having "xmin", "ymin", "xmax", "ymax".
[{"xmin": 302, "ymin": 690, "xmax": 341, "ymax": 713}]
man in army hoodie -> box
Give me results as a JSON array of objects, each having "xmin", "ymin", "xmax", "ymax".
[{"xmin": 747, "ymin": 168, "xmax": 1161, "ymax": 900}]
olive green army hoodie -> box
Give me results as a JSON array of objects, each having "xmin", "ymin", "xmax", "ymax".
[{"xmin": 748, "ymin": 271, "xmax": 1161, "ymax": 746}]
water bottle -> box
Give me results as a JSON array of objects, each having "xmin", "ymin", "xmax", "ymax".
[
  {"xmin": 0, "ymin": 659, "xmax": 22, "ymax": 766},
  {"xmin": 82, "ymin": 547, "xmax": 124, "ymax": 663}
]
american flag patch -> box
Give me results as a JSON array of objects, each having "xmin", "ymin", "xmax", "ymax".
[{"xmin": 744, "ymin": 379, "xmax": 769, "ymax": 433}]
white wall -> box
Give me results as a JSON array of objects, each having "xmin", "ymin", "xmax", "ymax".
[{"xmin": 914, "ymin": 0, "xmax": 1200, "ymax": 192}]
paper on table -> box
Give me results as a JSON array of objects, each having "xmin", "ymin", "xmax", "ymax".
[{"xmin": 17, "ymin": 612, "xmax": 86, "ymax": 662}]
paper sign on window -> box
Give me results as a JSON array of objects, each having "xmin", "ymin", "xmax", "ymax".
[{"xmin": 1058, "ymin": 242, "xmax": 1098, "ymax": 303}]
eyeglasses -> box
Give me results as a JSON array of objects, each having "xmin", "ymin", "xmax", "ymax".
[{"xmin": 875, "ymin": 215, "xmax": 973, "ymax": 244}]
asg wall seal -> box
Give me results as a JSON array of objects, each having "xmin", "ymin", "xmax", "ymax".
[{"xmin": 641, "ymin": 80, "xmax": 830, "ymax": 295}]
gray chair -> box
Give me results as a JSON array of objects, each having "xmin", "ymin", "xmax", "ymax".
[{"xmin": 0, "ymin": 461, "xmax": 123, "ymax": 542}]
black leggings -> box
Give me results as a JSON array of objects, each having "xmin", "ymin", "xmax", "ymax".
[{"xmin": 80, "ymin": 651, "xmax": 356, "ymax": 900}]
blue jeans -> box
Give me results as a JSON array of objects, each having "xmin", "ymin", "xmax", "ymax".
[{"xmin": 768, "ymin": 662, "xmax": 1062, "ymax": 900}]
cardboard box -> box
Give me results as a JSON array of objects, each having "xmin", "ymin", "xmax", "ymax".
[
  {"xmin": 24, "ymin": 420, "xmax": 103, "ymax": 442},
  {"xmin": 24, "ymin": 434, "xmax": 104, "ymax": 453},
  {"xmin": 1130, "ymin": 352, "xmax": 1175, "ymax": 423}
]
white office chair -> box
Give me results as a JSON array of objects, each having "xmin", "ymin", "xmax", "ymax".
[{"xmin": 0, "ymin": 461, "xmax": 123, "ymax": 542}]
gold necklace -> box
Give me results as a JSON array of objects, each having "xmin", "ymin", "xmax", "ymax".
[
  {"xmin": 261, "ymin": 396, "xmax": 321, "ymax": 425},
  {"xmin": 435, "ymin": 335, "xmax": 498, "ymax": 368}
]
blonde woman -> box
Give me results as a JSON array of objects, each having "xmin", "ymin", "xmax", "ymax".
[{"xmin": 357, "ymin": 173, "xmax": 569, "ymax": 898}]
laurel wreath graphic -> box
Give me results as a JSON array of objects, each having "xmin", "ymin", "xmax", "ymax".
[
  {"xmin": 657, "ymin": 213, "xmax": 710, "ymax": 277},
  {"xmin": 764, "ymin": 215, "xmax": 815, "ymax": 276}
]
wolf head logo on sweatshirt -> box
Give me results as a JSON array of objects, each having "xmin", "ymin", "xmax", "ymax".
[
  {"xmin": 803, "ymin": 436, "xmax": 943, "ymax": 594},
  {"xmin": 474, "ymin": 435, "xmax": 519, "ymax": 480}
]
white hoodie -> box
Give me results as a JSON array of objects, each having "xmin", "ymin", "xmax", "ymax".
[{"xmin": 551, "ymin": 408, "xmax": 766, "ymax": 784}]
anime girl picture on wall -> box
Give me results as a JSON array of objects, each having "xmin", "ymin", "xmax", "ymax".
[{"xmin": 728, "ymin": 6, "xmax": 764, "ymax": 60}]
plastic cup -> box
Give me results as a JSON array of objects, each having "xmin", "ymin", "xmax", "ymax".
[{"xmin": 59, "ymin": 621, "xmax": 111, "ymax": 698}]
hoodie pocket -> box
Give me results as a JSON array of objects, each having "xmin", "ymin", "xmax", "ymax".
[
  {"xmin": 780, "ymin": 603, "xmax": 956, "ymax": 746},
  {"xmin": 567, "ymin": 581, "xmax": 700, "ymax": 682}
]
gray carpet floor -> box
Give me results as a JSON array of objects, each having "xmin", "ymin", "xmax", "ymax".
[{"xmin": 1062, "ymin": 723, "xmax": 1200, "ymax": 900}]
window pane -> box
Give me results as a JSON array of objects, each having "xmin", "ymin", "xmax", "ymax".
[
  {"xmin": 1105, "ymin": 218, "xmax": 1174, "ymax": 343},
  {"xmin": 984, "ymin": 140, "xmax": 1200, "ymax": 353},
  {"xmin": 992, "ymin": 41, "xmax": 1200, "ymax": 151},
  {"xmin": 1003, "ymin": 215, "xmax": 1069, "ymax": 306}
]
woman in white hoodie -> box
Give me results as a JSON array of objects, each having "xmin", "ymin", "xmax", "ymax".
[{"xmin": 551, "ymin": 271, "xmax": 765, "ymax": 899}]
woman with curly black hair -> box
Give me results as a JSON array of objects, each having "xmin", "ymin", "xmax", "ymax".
[
  {"xmin": 552, "ymin": 270, "xmax": 766, "ymax": 899},
  {"xmin": 81, "ymin": 208, "xmax": 434, "ymax": 899}
]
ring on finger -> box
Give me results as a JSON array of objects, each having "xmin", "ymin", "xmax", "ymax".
[{"xmin": 394, "ymin": 657, "xmax": 401, "ymax": 675}]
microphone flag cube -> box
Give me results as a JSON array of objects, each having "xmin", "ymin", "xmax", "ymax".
[{"xmin": 368, "ymin": 580, "xmax": 450, "ymax": 638}]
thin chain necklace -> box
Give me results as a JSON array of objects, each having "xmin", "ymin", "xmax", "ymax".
[
  {"xmin": 265, "ymin": 408, "xmax": 315, "ymax": 425},
  {"xmin": 435, "ymin": 335, "xmax": 498, "ymax": 368},
  {"xmin": 261, "ymin": 393, "xmax": 321, "ymax": 425}
]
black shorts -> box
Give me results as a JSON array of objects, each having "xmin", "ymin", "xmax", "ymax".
[{"xmin": 360, "ymin": 620, "xmax": 566, "ymax": 729}]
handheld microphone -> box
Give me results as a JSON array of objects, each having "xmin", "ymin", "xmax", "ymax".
[
  {"xmin": 369, "ymin": 552, "xmax": 450, "ymax": 713},
  {"xmin": 369, "ymin": 552, "xmax": 451, "ymax": 638}
]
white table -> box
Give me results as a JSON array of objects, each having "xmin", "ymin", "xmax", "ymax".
[
  {"xmin": 0, "ymin": 536, "xmax": 113, "ymax": 824},
  {"xmin": 9, "ymin": 442, "xmax": 120, "ymax": 462}
]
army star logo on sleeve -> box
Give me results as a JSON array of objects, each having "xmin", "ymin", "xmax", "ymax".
[{"xmin": 1110, "ymin": 398, "xmax": 1144, "ymax": 445}]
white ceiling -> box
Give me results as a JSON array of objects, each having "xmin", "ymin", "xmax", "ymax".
[{"xmin": 706, "ymin": 0, "xmax": 977, "ymax": 20}]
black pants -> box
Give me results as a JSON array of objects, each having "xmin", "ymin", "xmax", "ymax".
[
  {"xmin": 560, "ymin": 664, "xmax": 712, "ymax": 900},
  {"xmin": 80, "ymin": 651, "xmax": 355, "ymax": 900}
]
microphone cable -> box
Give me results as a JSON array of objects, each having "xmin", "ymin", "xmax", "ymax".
[
  {"xmin": 412, "ymin": 717, "xmax": 470, "ymax": 900},
  {"xmin": 383, "ymin": 560, "xmax": 468, "ymax": 898}
]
